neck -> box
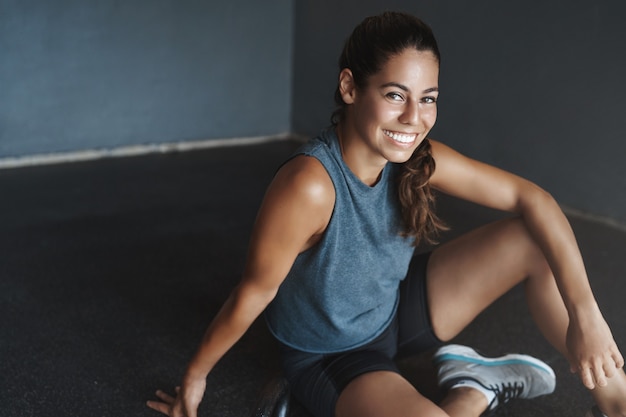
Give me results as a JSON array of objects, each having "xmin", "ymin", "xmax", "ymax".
[{"xmin": 336, "ymin": 124, "xmax": 387, "ymax": 187}]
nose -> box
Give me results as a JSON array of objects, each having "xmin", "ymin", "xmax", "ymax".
[{"xmin": 399, "ymin": 99, "xmax": 419, "ymax": 126}]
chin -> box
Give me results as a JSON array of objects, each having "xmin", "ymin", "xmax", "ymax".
[{"xmin": 386, "ymin": 152, "xmax": 413, "ymax": 164}]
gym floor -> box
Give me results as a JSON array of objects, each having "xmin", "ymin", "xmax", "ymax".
[{"xmin": 2, "ymin": 138, "xmax": 625, "ymax": 416}]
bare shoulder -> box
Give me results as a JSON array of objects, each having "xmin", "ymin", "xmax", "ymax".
[
  {"xmin": 428, "ymin": 138, "xmax": 458, "ymax": 161},
  {"xmin": 259, "ymin": 155, "xmax": 335, "ymax": 239},
  {"xmin": 426, "ymin": 138, "xmax": 471, "ymax": 184},
  {"xmin": 427, "ymin": 138, "xmax": 538, "ymax": 211},
  {"xmin": 243, "ymin": 155, "xmax": 336, "ymax": 289},
  {"xmin": 270, "ymin": 155, "xmax": 335, "ymax": 210}
]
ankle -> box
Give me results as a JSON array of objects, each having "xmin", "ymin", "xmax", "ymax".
[
  {"xmin": 449, "ymin": 380, "xmax": 495, "ymax": 406},
  {"xmin": 440, "ymin": 386, "xmax": 489, "ymax": 415}
]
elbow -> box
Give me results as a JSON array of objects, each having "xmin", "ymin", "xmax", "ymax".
[
  {"xmin": 532, "ymin": 185, "xmax": 556, "ymax": 207},
  {"xmin": 232, "ymin": 281, "xmax": 278, "ymax": 314},
  {"xmin": 516, "ymin": 183, "xmax": 559, "ymax": 215}
]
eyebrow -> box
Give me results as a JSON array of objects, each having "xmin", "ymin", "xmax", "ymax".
[{"xmin": 380, "ymin": 82, "xmax": 439, "ymax": 94}]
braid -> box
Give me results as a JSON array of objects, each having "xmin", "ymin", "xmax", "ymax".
[{"xmin": 397, "ymin": 139, "xmax": 448, "ymax": 246}]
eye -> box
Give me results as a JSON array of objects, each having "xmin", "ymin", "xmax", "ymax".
[
  {"xmin": 385, "ymin": 92, "xmax": 405, "ymax": 102},
  {"xmin": 422, "ymin": 96, "xmax": 438, "ymax": 104}
]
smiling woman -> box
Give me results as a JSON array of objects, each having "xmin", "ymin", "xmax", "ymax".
[
  {"xmin": 148, "ymin": 11, "xmax": 626, "ymax": 417},
  {"xmin": 336, "ymin": 47, "xmax": 444, "ymax": 243},
  {"xmin": 337, "ymin": 49, "xmax": 439, "ymax": 162}
]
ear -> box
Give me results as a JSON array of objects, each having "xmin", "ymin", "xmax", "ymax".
[{"xmin": 338, "ymin": 68, "xmax": 356, "ymax": 105}]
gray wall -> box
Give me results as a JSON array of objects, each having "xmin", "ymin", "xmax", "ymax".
[
  {"xmin": 292, "ymin": 0, "xmax": 626, "ymax": 224},
  {"xmin": 2, "ymin": 0, "xmax": 626, "ymax": 224},
  {"xmin": 0, "ymin": 0, "xmax": 292, "ymax": 157}
]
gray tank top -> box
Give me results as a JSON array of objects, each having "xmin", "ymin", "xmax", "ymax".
[{"xmin": 265, "ymin": 128, "xmax": 415, "ymax": 353}]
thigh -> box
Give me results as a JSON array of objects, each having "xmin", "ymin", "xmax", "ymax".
[
  {"xmin": 279, "ymin": 325, "xmax": 401, "ymax": 417},
  {"xmin": 336, "ymin": 371, "xmax": 447, "ymax": 417},
  {"xmin": 427, "ymin": 217, "xmax": 544, "ymax": 341}
]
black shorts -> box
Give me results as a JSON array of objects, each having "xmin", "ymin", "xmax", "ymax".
[{"xmin": 276, "ymin": 252, "xmax": 442, "ymax": 417}]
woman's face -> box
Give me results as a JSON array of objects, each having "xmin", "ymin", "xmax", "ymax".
[{"xmin": 341, "ymin": 48, "xmax": 439, "ymax": 165}]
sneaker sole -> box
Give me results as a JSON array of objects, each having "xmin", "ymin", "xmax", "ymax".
[{"xmin": 433, "ymin": 344, "xmax": 555, "ymax": 378}]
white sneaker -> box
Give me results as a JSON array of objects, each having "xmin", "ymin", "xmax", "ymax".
[{"xmin": 433, "ymin": 344, "xmax": 556, "ymax": 414}]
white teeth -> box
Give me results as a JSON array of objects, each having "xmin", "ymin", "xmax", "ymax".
[{"xmin": 383, "ymin": 129, "xmax": 416, "ymax": 143}]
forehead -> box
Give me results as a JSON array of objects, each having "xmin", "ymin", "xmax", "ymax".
[{"xmin": 374, "ymin": 49, "xmax": 439, "ymax": 88}]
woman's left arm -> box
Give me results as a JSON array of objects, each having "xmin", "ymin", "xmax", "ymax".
[{"xmin": 428, "ymin": 139, "xmax": 624, "ymax": 388}]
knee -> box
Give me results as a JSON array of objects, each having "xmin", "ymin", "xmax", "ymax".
[{"xmin": 506, "ymin": 217, "xmax": 550, "ymax": 277}]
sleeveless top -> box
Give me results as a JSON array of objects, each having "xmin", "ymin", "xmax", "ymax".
[{"xmin": 264, "ymin": 128, "xmax": 415, "ymax": 353}]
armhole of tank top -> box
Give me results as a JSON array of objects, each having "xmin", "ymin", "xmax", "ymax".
[{"xmin": 287, "ymin": 152, "xmax": 338, "ymax": 256}]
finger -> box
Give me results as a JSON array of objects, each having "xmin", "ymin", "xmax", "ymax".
[
  {"xmin": 603, "ymin": 363, "xmax": 616, "ymax": 379},
  {"xmin": 580, "ymin": 366, "xmax": 596, "ymax": 389},
  {"xmin": 603, "ymin": 356, "xmax": 616, "ymax": 379},
  {"xmin": 146, "ymin": 400, "xmax": 171, "ymax": 415},
  {"xmin": 612, "ymin": 349, "xmax": 625, "ymax": 369},
  {"xmin": 155, "ymin": 389, "xmax": 177, "ymax": 404},
  {"xmin": 591, "ymin": 359, "xmax": 608, "ymax": 388}
]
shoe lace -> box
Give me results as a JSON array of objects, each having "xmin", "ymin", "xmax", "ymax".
[{"xmin": 481, "ymin": 382, "xmax": 524, "ymax": 417}]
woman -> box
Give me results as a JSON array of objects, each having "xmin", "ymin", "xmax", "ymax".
[{"xmin": 148, "ymin": 12, "xmax": 626, "ymax": 417}]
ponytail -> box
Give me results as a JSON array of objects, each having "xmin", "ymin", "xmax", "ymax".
[{"xmin": 397, "ymin": 139, "xmax": 448, "ymax": 246}]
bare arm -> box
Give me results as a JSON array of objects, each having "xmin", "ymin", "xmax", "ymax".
[
  {"xmin": 429, "ymin": 139, "xmax": 623, "ymax": 388},
  {"xmin": 429, "ymin": 140, "xmax": 591, "ymax": 307},
  {"xmin": 147, "ymin": 156, "xmax": 335, "ymax": 417}
]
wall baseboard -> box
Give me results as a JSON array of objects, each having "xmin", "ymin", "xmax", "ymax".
[
  {"xmin": 0, "ymin": 132, "xmax": 299, "ymax": 170},
  {"xmin": 3, "ymin": 133, "xmax": 624, "ymax": 232},
  {"xmin": 562, "ymin": 205, "xmax": 626, "ymax": 234}
]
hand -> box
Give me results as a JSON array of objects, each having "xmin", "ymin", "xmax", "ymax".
[
  {"xmin": 147, "ymin": 378, "xmax": 206, "ymax": 417},
  {"xmin": 566, "ymin": 308, "xmax": 624, "ymax": 389}
]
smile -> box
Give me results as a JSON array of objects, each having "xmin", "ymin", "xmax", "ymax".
[{"xmin": 383, "ymin": 129, "xmax": 417, "ymax": 144}]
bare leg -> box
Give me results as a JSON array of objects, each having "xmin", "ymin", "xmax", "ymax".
[
  {"xmin": 426, "ymin": 217, "xmax": 626, "ymax": 416},
  {"xmin": 439, "ymin": 387, "xmax": 488, "ymax": 417},
  {"xmin": 335, "ymin": 371, "xmax": 487, "ymax": 417}
]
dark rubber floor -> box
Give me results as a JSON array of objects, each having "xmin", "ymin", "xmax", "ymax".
[{"xmin": 2, "ymin": 138, "xmax": 624, "ymax": 416}]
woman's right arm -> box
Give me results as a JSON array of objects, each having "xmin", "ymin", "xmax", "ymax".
[{"xmin": 147, "ymin": 155, "xmax": 335, "ymax": 417}]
